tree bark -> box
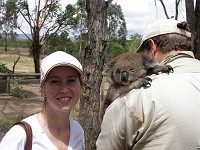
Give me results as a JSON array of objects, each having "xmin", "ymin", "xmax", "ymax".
[
  {"xmin": 194, "ymin": 0, "xmax": 200, "ymax": 60},
  {"xmin": 32, "ymin": 26, "xmax": 42, "ymax": 75},
  {"xmin": 79, "ymin": 0, "xmax": 110, "ymax": 149},
  {"xmin": 185, "ymin": 0, "xmax": 200, "ymax": 60},
  {"xmin": 4, "ymin": 35, "xmax": 7, "ymax": 52}
]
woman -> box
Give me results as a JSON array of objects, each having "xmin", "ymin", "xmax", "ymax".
[{"xmin": 0, "ymin": 51, "xmax": 85, "ymax": 150}]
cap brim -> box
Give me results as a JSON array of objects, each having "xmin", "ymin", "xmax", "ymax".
[
  {"xmin": 136, "ymin": 42, "xmax": 143, "ymax": 52},
  {"xmin": 42, "ymin": 63, "xmax": 83, "ymax": 82}
]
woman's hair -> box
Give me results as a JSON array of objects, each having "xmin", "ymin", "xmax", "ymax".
[{"xmin": 141, "ymin": 21, "xmax": 192, "ymax": 53}]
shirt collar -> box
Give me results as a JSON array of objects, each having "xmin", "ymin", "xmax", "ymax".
[{"xmin": 161, "ymin": 51, "xmax": 194, "ymax": 65}]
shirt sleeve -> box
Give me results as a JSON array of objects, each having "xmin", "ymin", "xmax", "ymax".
[
  {"xmin": 96, "ymin": 96, "xmax": 127, "ymax": 150},
  {"xmin": 0, "ymin": 125, "xmax": 26, "ymax": 150},
  {"xmin": 96, "ymin": 89, "xmax": 146, "ymax": 150},
  {"xmin": 69, "ymin": 119, "xmax": 85, "ymax": 150}
]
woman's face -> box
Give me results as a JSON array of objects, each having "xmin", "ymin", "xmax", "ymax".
[{"xmin": 41, "ymin": 66, "xmax": 81, "ymax": 113}]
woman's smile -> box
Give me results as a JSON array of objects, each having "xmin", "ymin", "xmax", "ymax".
[{"xmin": 57, "ymin": 96, "xmax": 71, "ymax": 105}]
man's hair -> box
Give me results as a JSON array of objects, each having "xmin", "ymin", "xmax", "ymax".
[{"xmin": 141, "ymin": 22, "xmax": 192, "ymax": 53}]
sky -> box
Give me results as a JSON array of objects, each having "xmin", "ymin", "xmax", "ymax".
[
  {"xmin": 112, "ymin": 0, "xmax": 187, "ymax": 37},
  {"xmin": 19, "ymin": 0, "xmax": 187, "ymax": 38},
  {"xmin": 61, "ymin": 0, "xmax": 187, "ymax": 37}
]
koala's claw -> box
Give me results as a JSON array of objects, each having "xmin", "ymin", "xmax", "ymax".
[
  {"xmin": 160, "ymin": 65, "xmax": 174, "ymax": 74},
  {"xmin": 142, "ymin": 77, "xmax": 152, "ymax": 88},
  {"xmin": 150, "ymin": 65, "xmax": 174, "ymax": 75},
  {"xmin": 143, "ymin": 82, "xmax": 151, "ymax": 88},
  {"xmin": 166, "ymin": 65, "xmax": 174, "ymax": 74}
]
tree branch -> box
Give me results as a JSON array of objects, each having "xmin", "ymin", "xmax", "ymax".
[{"xmin": 159, "ymin": 0, "xmax": 170, "ymax": 19}]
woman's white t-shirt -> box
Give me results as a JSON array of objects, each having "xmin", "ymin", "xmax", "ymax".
[{"xmin": 0, "ymin": 114, "xmax": 85, "ymax": 150}]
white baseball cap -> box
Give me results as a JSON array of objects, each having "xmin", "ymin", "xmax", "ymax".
[
  {"xmin": 137, "ymin": 19, "xmax": 191, "ymax": 52},
  {"xmin": 40, "ymin": 51, "xmax": 83, "ymax": 82}
]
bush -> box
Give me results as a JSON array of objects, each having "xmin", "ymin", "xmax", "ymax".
[
  {"xmin": 0, "ymin": 63, "xmax": 7, "ymax": 73},
  {"xmin": 10, "ymin": 80, "xmax": 27, "ymax": 99},
  {"xmin": 0, "ymin": 63, "xmax": 8, "ymax": 80},
  {"xmin": 0, "ymin": 116, "xmax": 26, "ymax": 130}
]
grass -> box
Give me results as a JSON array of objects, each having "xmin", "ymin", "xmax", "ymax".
[
  {"xmin": 0, "ymin": 106, "xmax": 80, "ymax": 131},
  {"xmin": 0, "ymin": 115, "xmax": 27, "ymax": 130},
  {"xmin": 0, "ymin": 39, "xmax": 30, "ymax": 48},
  {"xmin": 0, "ymin": 48, "xmax": 35, "ymax": 73},
  {"xmin": 0, "ymin": 107, "xmax": 79, "ymax": 130},
  {"xmin": 0, "ymin": 108, "xmax": 79, "ymax": 131}
]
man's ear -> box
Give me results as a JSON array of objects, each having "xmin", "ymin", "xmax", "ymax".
[{"xmin": 148, "ymin": 39, "xmax": 158, "ymax": 57}]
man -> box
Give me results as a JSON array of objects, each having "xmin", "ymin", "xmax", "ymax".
[{"xmin": 96, "ymin": 19, "xmax": 200, "ymax": 149}]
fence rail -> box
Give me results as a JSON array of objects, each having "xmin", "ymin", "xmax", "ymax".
[{"xmin": 0, "ymin": 73, "xmax": 40, "ymax": 94}]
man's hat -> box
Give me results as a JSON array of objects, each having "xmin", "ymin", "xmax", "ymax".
[{"xmin": 137, "ymin": 19, "xmax": 191, "ymax": 52}]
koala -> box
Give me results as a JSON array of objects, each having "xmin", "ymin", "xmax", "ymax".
[{"xmin": 99, "ymin": 51, "xmax": 173, "ymax": 123}]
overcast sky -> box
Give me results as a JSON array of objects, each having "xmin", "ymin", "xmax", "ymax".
[
  {"xmin": 20, "ymin": 0, "xmax": 187, "ymax": 38},
  {"xmin": 113, "ymin": 0, "xmax": 187, "ymax": 37},
  {"xmin": 61, "ymin": 0, "xmax": 187, "ymax": 37}
]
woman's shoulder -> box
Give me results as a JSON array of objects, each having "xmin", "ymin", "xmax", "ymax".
[
  {"xmin": 70, "ymin": 119, "xmax": 83, "ymax": 132},
  {"xmin": 69, "ymin": 119, "xmax": 84, "ymax": 149},
  {"xmin": 22, "ymin": 114, "xmax": 38, "ymax": 127},
  {"xmin": 0, "ymin": 121, "xmax": 27, "ymax": 149}
]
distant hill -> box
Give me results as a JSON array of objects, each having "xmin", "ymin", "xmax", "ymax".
[
  {"xmin": 16, "ymin": 34, "xmax": 76, "ymax": 41},
  {"xmin": 17, "ymin": 34, "xmax": 32, "ymax": 40}
]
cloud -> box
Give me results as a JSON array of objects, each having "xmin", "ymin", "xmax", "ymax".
[
  {"xmin": 17, "ymin": 0, "xmax": 187, "ymax": 39},
  {"xmin": 115, "ymin": 0, "xmax": 186, "ymax": 37}
]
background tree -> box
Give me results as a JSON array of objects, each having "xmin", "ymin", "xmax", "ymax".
[
  {"xmin": 0, "ymin": 0, "xmax": 2, "ymax": 12},
  {"xmin": 72, "ymin": 0, "xmax": 127, "ymax": 62},
  {"xmin": 73, "ymin": 0, "xmax": 88, "ymax": 62},
  {"xmin": 9, "ymin": 0, "xmax": 79, "ymax": 73},
  {"xmin": 78, "ymin": 0, "xmax": 113, "ymax": 149},
  {"xmin": 0, "ymin": 0, "xmax": 17, "ymax": 52},
  {"xmin": 127, "ymin": 33, "xmax": 142, "ymax": 51},
  {"xmin": 107, "ymin": 3, "xmax": 127, "ymax": 47},
  {"xmin": 43, "ymin": 31, "xmax": 78, "ymax": 56},
  {"xmin": 158, "ymin": 0, "xmax": 181, "ymax": 19},
  {"xmin": 106, "ymin": 41, "xmax": 125, "ymax": 58},
  {"xmin": 185, "ymin": 0, "xmax": 200, "ymax": 60}
]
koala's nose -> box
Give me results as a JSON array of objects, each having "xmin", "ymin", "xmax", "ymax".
[{"xmin": 120, "ymin": 70, "xmax": 128, "ymax": 82}]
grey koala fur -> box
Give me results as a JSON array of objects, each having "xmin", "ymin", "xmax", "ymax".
[{"xmin": 99, "ymin": 51, "xmax": 173, "ymax": 123}]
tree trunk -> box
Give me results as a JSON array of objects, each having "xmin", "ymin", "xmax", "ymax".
[
  {"xmin": 4, "ymin": 36, "xmax": 7, "ymax": 52},
  {"xmin": 185, "ymin": 0, "xmax": 196, "ymax": 50},
  {"xmin": 32, "ymin": 43, "xmax": 41, "ymax": 74},
  {"xmin": 79, "ymin": 0, "xmax": 108, "ymax": 149},
  {"xmin": 185, "ymin": 0, "xmax": 200, "ymax": 60},
  {"xmin": 32, "ymin": 26, "xmax": 42, "ymax": 75},
  {"xmin": 194, "ymin": 0, "xmax": 200, "ymax": 60}
]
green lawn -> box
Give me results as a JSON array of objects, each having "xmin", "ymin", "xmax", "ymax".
[{"xmin": 0, "ymin": 47, "xmax": 35, "ymax": 73}]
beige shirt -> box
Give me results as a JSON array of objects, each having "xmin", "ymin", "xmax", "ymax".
[{"xmin": 96, "ymin": 51, "xmax": 200, "ymax": 150}]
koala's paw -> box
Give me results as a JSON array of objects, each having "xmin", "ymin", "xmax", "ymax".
[
  {"xmin": 164, "ymin": 65, "xmax": 174, "ymax": 74},
  {"xmin": 150, "ymin": 64, "xmax": 174, "ymax": 75},
  {"xmin": 142, "ymin": 77, "xmax": 152, "ymax": 88}
]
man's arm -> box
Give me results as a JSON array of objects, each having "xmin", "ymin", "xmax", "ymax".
[
  {"xmin": 96, "ymin": 97, "xmax": 126, "ymax": 150},
  {"xmin": 96, "ymin": 89, "xmax": 147, "ymax": 150}
]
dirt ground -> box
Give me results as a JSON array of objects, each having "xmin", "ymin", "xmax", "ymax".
[{"xmin": 0, "ymin": 83, "xmax": 43, "ymax": 140}]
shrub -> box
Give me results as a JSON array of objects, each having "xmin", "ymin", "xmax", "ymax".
[
  {"xmin": 0, "ymin": 63, "xmax": 7, "ymax": 73},
  {"xmin": 0, "ymin": 63, "xmax": 8, "ymax": 80},
  {"xmin": 10, "ymin": 80, "xmax": 27, "ymax": 99},
  {"xmin": 0, "ymin": 116, "xmax": 26, "ymax": 130}
]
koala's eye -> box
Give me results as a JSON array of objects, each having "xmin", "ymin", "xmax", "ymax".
[{"xmin": 131, "ymin": 69, "xmax": 135, "ymax": 73}]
